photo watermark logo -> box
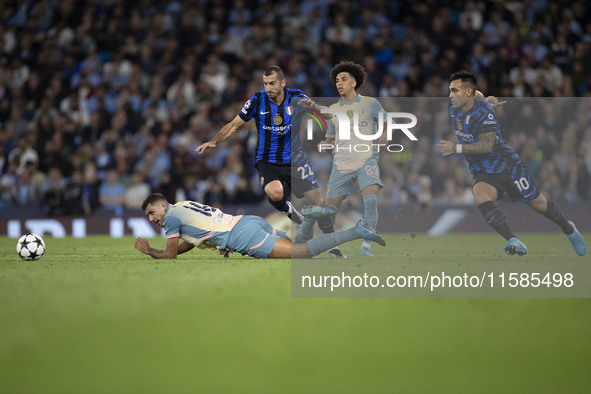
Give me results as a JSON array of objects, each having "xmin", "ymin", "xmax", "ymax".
[{"xmin": 305, "ymin": 109, "xmax": 419, "ymax": 153}]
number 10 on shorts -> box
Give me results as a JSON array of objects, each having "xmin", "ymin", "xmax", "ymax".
[{"xmin": 513, "ymin": 177, "xmax": 530, "ymax": 192}]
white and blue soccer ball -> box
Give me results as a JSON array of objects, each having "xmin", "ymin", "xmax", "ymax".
[{"xmin": 16, "ymin": 233, "xmax": 46, "ymax": 261}]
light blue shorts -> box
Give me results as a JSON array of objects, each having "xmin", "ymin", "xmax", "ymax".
[
  {"xmin": 226, "ymin": 216, "xmax": 287, "ymax": 259},
  {"xmin": 326, "ymin": 156, "xmax": 383, "ymax": 199}
]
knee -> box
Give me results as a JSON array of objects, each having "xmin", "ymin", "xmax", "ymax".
[
  {"xmin": 265, "ymin": 186, "xmax": 285, "ymax": 202},
  {"xmin": 472, "ymin": 183, "xmax": 498, "ymax": 206},
  {"xmin": 530, "ymin": 196, "xmax": 548, "ymax": 213}
]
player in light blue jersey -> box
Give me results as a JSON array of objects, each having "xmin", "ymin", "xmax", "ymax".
[
  {"xmin": 301, "ymin": 61, "xmax": 385, "ymax": 257},
  {"xmin": 195, "ymin": 66, "xmax": 344, "ymax": 258},
  {"xmin": 437, "ymin": 71, "xmax": 585, "ymax": 256},
  {"xmin": 134, "ymin": 193, "xmax": 385, "ymax": 259}
]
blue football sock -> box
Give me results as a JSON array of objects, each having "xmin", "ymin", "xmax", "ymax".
[
  {"xmin": 306, "ymin": 228, "xmax": 359, "ymax": 256},
  {"xmin": 296, "ymin": 217, "xmax": 316, "ymax": 242},
  {"xmin": 362, "ymin": 194, "xmax": 379, "ymax": 246}
]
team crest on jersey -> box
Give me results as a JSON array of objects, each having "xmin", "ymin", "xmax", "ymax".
[
  {"xmin": 359, "ymin": 108, "xmax": 367, "ymax": 116},
  {"xmin": 286, "ymin": 106, "xmax": 293, "ymax": 115},
  {"xmin": 458, "ymin": 121, "xmax": 464, "ymax": 131},
  {"xmin": 347, "ymin": 110, "xmax": 354, "ymax": 118},
  {"xmin": 273, "ymin": 115, "xmax": 283, "ymax": 125},
  {"xmin": 260, "ymin": 176, "xmax": 264, "ymax": 186}
]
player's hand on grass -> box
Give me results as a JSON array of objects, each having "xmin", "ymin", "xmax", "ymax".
[
  {"xmin": 195, "ymin": 141, "xmax": 217, "ymax": 154},
  {"xmin": 217, "ymin": 247, "xmax": 233, "ymax": 258},
  {"xmin": 437, "ymin": 140, "xmax": 456, "ymax": 156},
  {"xmin": 134, "ymin": 237, "xmax": 151, "ymax": 254},
  {"xmin": 485, "ymin": 96, "xmax": 507, "ymax": 108}
]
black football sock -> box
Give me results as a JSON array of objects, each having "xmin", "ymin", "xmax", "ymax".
[
  {"xmin": 317, "ymin": 215, "xmax": 335, "ymax": 234},
  {"xmin": 478, "ymin": 201, "xmax": 515, "ymax": 241},
  {"xmin": 268, "ymin": 196, "xmax": 289, "ymax": 213},
  {"xmin": 543, "ymin": 200, "xmax": 573, "ymax": 234}
]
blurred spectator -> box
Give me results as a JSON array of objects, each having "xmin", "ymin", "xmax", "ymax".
[
  {"xmin": 326, "ymin": 13, "xmax": 353, "ymax": 47},
  {"xmin": 8, "ymin": 136, "xmax": 38, "ymax": 173},
  {"xmin": 15, "ymin": 161, "xmax": 45, "ymax": 206},
  {"xmin": 99, "ymin": 169, "xmax": 125, "ymax": 216},
  {"xmin": 435, "ymin": 178, "xmax": 473, "ymax": 206},
  {"xmin": 231, "ymin": 177, "xmax": 262, "ymax": 205},
  {"xmin": 521, "ymin": 137, "xmax": 543, "ymax": 179},
  {"xmin": 155, "ymin": 172, "xmax": 176, "ymax": 204},
  {"xmin": 482, "ymin": 11, "xmax": 510, "ymax": 48},
  {"xmin": 82, "ymin": 162, "xmax": 100, "ymax": 215},
  {"xmin": 0, "ymin": 140, "xmax": 5, "ymax": 173},
  {"xmin": 63, "ymin": 170, "xmax": 85, "ymax": 215},
  {"xmin": 537, "ymin": 56, "xmax": 564, "ymax": 93},
  {"xmin": 0, "ymin": 161, "xmax": 18, "ymax": 206},
  {"xmin": 0, "ymin": 0, "xmax": 589, "ymax": 219},
  {"xmin": 204, "ymin": 180, "xmax": 228, "ymax": 208},
  {"xmin": 540, "ymin": 161, "xmax": 565, "ymax": 201},
  {"xmin": 459, "ymin": 2, "xmax": 483, "ymax": 32},
  {"xmin": 124, "ymin": 172, "xmax": 151, "ymax": 210},
  {"xmin": 43, "ymin": 167, "xmax": 66, "ymax": 216}
]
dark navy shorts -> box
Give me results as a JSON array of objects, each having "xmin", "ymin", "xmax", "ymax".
[
  {"xmin": 473, "ymin": 166, "xmax": 540, "ymax": 202},
  {"xmin": 256, "ymin": 160, "xmax": 319, "ymax": 199}
]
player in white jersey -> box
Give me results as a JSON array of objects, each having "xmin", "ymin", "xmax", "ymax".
[
  {"xmin": 303, "ymin": 61, "xmax": 385, "ymax": 256},
  {"xmin": 134, "ymin": 193, "xmax": 385, "ymax": 259}
]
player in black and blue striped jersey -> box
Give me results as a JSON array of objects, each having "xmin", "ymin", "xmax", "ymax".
[
  {"xmin": 437, "ymin": 71, "xmax": 585, "ymax": 257},
  {"xmin": 196, "ymin": 67, "xmax": 345, "ymax": 258}
]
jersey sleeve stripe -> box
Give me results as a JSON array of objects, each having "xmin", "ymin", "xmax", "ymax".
[{"xmin": 166, "ymin": 233, "xmax": 180, "ymax": 239}]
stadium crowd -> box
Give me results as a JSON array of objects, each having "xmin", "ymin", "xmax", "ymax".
[{"xmin": 0, "ymin": 0, "xmax": 590, "ymax": 216}]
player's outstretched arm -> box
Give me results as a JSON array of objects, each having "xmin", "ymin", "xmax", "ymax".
[
  {"xmin": 437, "ymin": 132, "xmax": 495, "ymax": 156},
  {"xmin": 299, "ymin": 97, "xmax": 331, "ymax": 116},
  {"xmin": 178, "ymin": 241, "xmax": 195, "ymax": 255},
  {"xmin": 134, "ymin": 236, "xmax": 180, "ymax": 259},
  {"xmin": 436, "ymin": 140, "xmax": 458, "ymax": 156},
  {"xmin": 195, "ymin": 115, "xmax": 246, "ymax": 154}
]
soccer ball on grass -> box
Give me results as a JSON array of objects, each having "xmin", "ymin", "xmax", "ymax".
[{"xmin": 16, "ymin": 233, "xmax": 46, "ymax": 261}]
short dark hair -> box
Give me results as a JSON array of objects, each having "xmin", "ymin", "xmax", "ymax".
[
  {"xmin": 329, "ymin": 61, "xmax": 367, "ymax": 90},
  {"xmin": 264, "ymin": 66, "xmax": 285, "ymax": 81},
  {"xmin": 449, "ymin": 71, "xmax": 477, "ymax": 91},
  {"xmin": 141, "ymin": 193, "xmax": 168, "ymax": 211}
]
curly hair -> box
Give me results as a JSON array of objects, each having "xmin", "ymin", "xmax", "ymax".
[{"xmin": 329, "ymin": 61, "xmax": 367, "ymax": 90}]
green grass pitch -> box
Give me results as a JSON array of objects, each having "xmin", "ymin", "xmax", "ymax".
[{"xmin": 1, "ymin": 233, "xmax": 589, "ymax": 393}]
